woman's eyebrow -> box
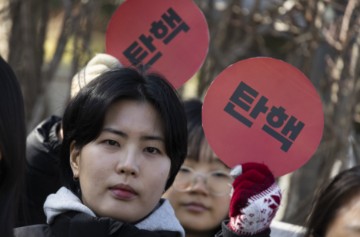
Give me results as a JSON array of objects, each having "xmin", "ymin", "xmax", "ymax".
[
  {"xmin": 141, "ymin": 135, "xmax": 164, "ymax": 142},
  {"xmin": 103, "ymin": 127, "xmax": 127, "ymax": 138},
  {"xmin": 103, "ymin": 127, "xmax": 164, "ymax": 142}
]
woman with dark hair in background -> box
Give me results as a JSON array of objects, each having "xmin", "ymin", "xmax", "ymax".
[
  {"xmin": 163, "ymin": 98, "xmax": 233, "ymax": 237},
  {"xmin": 164, "ymin": 99, "xmax": 282, "ymax": 237},
  {"xmin": 0, "ymin": 56, "xmax": 26, "ymax": 237},
  {"xmin": 304, "ymin": 165, "xmax": 360, "ymax": 237},
  {"xmin": 15, "ymin": 66, "xmax": 188, "ymax": 237}
]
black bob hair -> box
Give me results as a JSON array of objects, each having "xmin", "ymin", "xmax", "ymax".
[
  {"xmin": 0, "ymin": 56, "xmax": 26, "ymax": 236},
  {"xmin": 60, "ymin": 67, "xmax": 188, "ymax": 193}
]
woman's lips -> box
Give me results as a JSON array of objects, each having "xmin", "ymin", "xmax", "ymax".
[
  {"xmin": 183, "ymin": 202, "xmax": 208, "ymax": 213},
  {"xmin": 110, "ymin": 184, "xmax": 137, "ymax": 200}
]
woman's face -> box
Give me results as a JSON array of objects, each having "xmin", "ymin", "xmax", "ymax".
[
  {"xmin": 70, "ymin": 100, "xmax": 171, "ymax": 223},
  {"xmin": 163, "ymin": 156, "xmax": 231, "ymax": 234},
  {"xmin": 325, "ymin": 194, "xmax": 360, "ymax": 237}
]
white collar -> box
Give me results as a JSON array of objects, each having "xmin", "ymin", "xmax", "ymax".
[{"xmin": 44, "ymin": 187, "xmax": 184, "ymax": 237}]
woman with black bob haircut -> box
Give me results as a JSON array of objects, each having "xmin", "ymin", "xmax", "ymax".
[
  {"xmin": 15, "ymin": 67, "xmax": 188, "ymax": 237},
  {"xmin": 0, "ymin": 56, "xmax": 26, "ymax": 237}
]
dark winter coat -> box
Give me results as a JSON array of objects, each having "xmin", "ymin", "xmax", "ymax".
[
  {"xmin": 15, "ymin": 186, "xmax": 185, "ymax": 237},
  {"xmin": 18, "ymin": 115, "xmax": 62, "ymax": 226},
  {"xmin": 14, "ymin": 211, "xmax": 182, "ymax": 237}
]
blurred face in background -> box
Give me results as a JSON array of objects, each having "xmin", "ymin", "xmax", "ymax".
[
  {"xmin": 325, "ymin": 194, "xmax": 360, "ymax": 237},
  {"xmin": 164, "ymin": 139, "xmax": 232, "ymax": 236}
]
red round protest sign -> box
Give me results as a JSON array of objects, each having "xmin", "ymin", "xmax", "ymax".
[
  {"xmin": 106, "ymin": 0, "xmax": 209, "ymax": 89},
  {"xmin": 202, "ymin": 57, "xmax": 324, "ymax": 177}
]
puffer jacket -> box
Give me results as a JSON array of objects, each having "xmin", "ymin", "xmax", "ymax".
[
  {"xmin": 18, "ymin": 115, "xmax": 62, "ymax": 226},
  {"xmin": 14, "ymin": 211, "xmax": 182, "ymax": 237},
  {"xmin": 15, "ymin": 187, "xmax": 184, "ymax": 237}
]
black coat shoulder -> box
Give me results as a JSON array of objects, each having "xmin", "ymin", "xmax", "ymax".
[
  {"xmin": 26, "ymin": 115, "xmax": 62, "ymax": 169},
  {"xmin": 14, "ymin": 224, "xmax": 52, "ymax": 237},
  {"xmin": 15, "ymin": 212, "xmax": 182, "ymax": 237},
  {"xmin": 18, "ymin": 115, "xmax": 62, "ymax": 226}
]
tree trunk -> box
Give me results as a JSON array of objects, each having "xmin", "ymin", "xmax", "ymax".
[{"xmin": 8, "ymin": 0, "xmax": 49, "ymax": 130}]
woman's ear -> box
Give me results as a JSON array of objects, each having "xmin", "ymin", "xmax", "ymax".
[{"xmin": 70, "ymin": 141, "xmax": 80, "ymax": 178}]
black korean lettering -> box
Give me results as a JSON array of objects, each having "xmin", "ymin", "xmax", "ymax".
[
  {"xmin": 161, "ymin": 8, "xmax": 190, "ymax": 44},
  {"xmin": 249, "ymin": 96, "xmax": 269, "ymax": 119},
  {"xmin": 224, "ymin": 81, "xmax": 258, "ymax": 127},
  {"xmin": 142, "ymin": 52, "xmax": 162, "ymax": 69},
  {"xmin": 150, "ymin": 20, "xmax": 168, "ymax": 39},
  {"xmin": 139, "ymin": 34, "xmax": 156, "ymax": 52},
  {"xmin": 266, "ymin": 106, "xmax": 289, "ymax": 128},
  {"xmin": 230, "ymin": 81, "xmax": 258, "ymax": 111},
  {"xmin": 224, "ymin": 102, "xmax": 253, "ymax": 127},
  {"xmin": 149, "ymin": 8, "xmax": 190, "ymax": 44},
  {"xmin": 162, "ymin": 8, "xmax": 182, "ymax": 28},
  {"xmin": 163, "ymin": 22, "xmax": 189, "ymax": 44},
  {"xmin": 123, "ymin": 41, "xmax": 148, "ymax": 66},
  {"xmin": 263, "ymin": 125, "xmax": 293, "ymax": 152},
  {"xmin": 281, "ymin": 116, "xmax": 305, "ymax": 140}
]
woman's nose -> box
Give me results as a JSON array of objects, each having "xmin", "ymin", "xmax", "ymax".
[
  {"xmin": 189, "ymin": 174, "xmax": 210, "ymax": 194},
  {"xmin": 115, "ymin": 148, "xmax": 139, "ymax": 176}
]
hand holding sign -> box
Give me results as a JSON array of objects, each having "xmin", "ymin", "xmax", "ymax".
[
  {"xmin": 106, "ymin": 0, "xmax": 209, "ymax": 89},
  {"xmin": 202, "ymin": 57, "xmax": 324, "ymax": 177},
  {"xmin": 228, "ymin": 162, "xmax": 281, "ymax": 235}
]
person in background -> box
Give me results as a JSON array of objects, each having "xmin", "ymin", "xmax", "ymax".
[
  {"xmin": 15, "ymin": 66, "xmax": 188, "ymax": 237},
  {"xmin": 163, "ymin": 98, "xmax": 233, "ymax": 237},
  {"xmin": 0, "ymin": 56, "xmax": 26, "ymax": 237},
  {"xmin": 220, "ymin": 162, "xmax": 282, "ymax": 237},
  {"xmin": 304, "ymin": 165, "xmax": 360, "ymax": 237},
  {"xmin": 164, "ymin": 99, "xmax": 282, "ymax": 237},
  {"xmin": 21, "ymin": 53, "xmax": 121, "ymax": 225}
]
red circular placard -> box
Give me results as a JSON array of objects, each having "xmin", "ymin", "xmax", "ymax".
[
  {"xmin": 106, "ymin": 0, "xmax": 209, "ymax": 89},
  {"xmin": 202, "ymin": 57, "xmax": 324, "ymax": 177}
]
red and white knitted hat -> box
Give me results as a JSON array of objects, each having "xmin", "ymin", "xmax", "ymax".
[{"xmin": 228, "ymin": 163, "xmax": 282, "ymax": 235}]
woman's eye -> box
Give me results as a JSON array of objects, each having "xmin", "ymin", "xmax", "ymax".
[
  {"xmin": 103, "ymin": 140, "xmax": 119, "ymax": 147},
  {"xmin": 145, "ymin": 147, "xmax": 161, "ymax": 154},
  {"xmin": 179, "ymin": 166, "xmax": 192, "ymax": 173},
  {"xmin": 211, "ymin": 171, "xmax": 231, "ymax": 179}
]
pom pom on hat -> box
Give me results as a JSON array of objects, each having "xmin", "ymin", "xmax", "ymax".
[
  {"xmin": 228, "ymin": 162, "xmax": 281, "ymax": 235},
  {"xmin": 70, "ymin": 53, "xmax": 122, "ymax": 98}
]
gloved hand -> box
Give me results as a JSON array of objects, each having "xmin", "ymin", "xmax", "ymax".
[
  {"xmin": 228, "ymin": 162, "xmax": 282, "ymax": 235},
  {"xmin": 70, "ymin": 53, "xmax": 122, "ymax": 98}
]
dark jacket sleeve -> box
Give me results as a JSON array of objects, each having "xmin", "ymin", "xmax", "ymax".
[
  {"xmin": 18, "ymin": 115, "xmax": 63, "ymax": 226},
  {"xmin": 216, "ymin": 221, "xmax": 271, "ymax": 237}
]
